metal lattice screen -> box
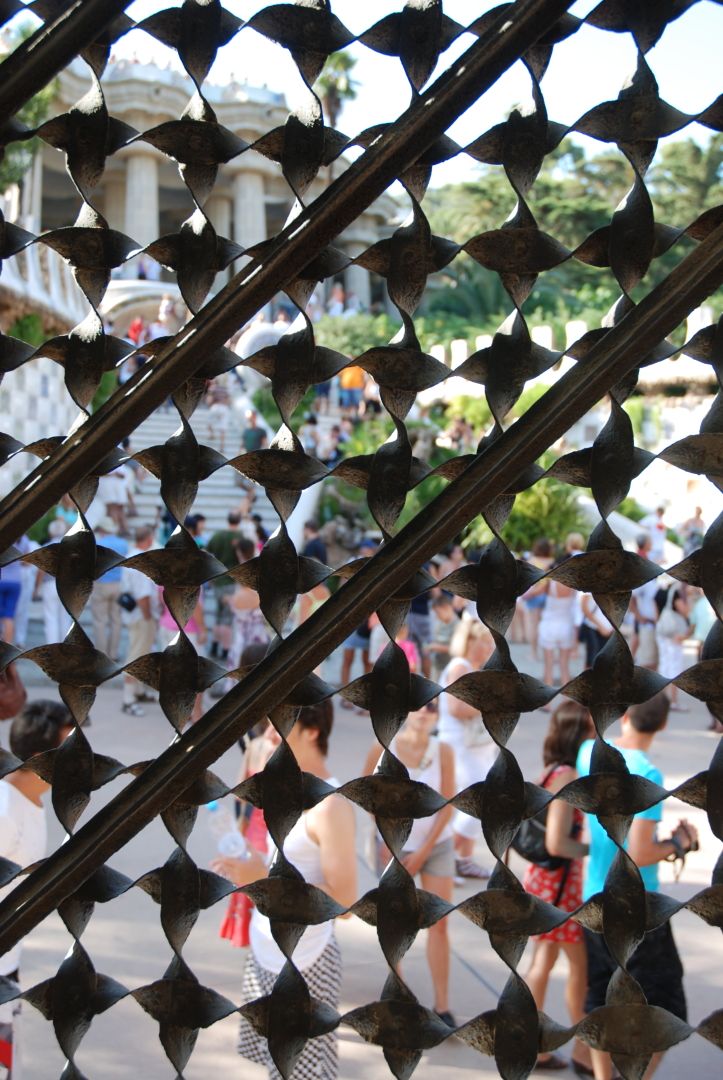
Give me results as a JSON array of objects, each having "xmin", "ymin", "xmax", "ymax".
[{"xmin": 0, "ymin": 1, "xmax": 722, "ymax": 1077}]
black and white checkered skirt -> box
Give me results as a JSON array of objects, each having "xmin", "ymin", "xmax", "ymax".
[{"xmin": 238, "ymin": 934, "xmax": 342, "ymax": 1079}]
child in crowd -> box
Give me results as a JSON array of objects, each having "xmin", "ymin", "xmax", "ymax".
[
  {"xmin": 395, "ymin": 623, "xmax": 420, "ymax": 673},
  {"xmin": 427, "ymin": 593, "xmax": 458, "ymax": 680}
]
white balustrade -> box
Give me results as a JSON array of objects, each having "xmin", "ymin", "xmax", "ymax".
[
  {"xmin": 46, "ymin": 245, "xmax": 66, "ymax": 315},
  {"xmin": 449, "ymin": 338, "xmax": 468, "ymax": 366},
  {"xmin": 530, "ymin": 324, "xmax": 554, "ymax": 350}
]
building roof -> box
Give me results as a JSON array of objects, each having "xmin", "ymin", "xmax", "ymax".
[{"xmin": 65, "ymin": 55, "xmax": 285, "ymax": 108}]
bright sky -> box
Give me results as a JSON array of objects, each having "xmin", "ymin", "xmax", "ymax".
[{"xmin": 16, "ymin": 0, "xmax": 723, "ymax": 186}]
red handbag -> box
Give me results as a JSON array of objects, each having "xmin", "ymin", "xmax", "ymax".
[{"xmin": 0, "ymin": 663, "xmax": 27, "ymax": 721}]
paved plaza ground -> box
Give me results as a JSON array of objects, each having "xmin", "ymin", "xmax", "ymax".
[{"xmin": 7, "ymin": 641, "xmax": 722, "ymax": 1078}]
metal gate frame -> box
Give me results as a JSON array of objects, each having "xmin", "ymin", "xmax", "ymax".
[{"xmin": 0, "ymin": 2, "xmax": 721, "ymax": 1077}]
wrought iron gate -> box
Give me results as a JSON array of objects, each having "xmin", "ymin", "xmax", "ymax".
[{"xmin": 0, "ymin": 1, "xmax": 721, "ymax": 1077}]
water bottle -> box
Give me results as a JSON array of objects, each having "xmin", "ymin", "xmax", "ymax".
[{"xmin": 207, "ymin": 800, "xmax": 249, "ymax": 859}]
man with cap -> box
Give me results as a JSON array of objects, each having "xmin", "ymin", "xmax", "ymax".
[{"xmin": 90, "ymin": 517, "xmax": 129, "ymax": 661}]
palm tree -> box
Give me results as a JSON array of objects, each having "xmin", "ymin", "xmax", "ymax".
[
  {"xmin": 315, "ymin": 50, "xmax": 358, "ymax": 129},
  {"xmin": 427, "ymin": 255, "xmax": 509, "ymax": 324}
]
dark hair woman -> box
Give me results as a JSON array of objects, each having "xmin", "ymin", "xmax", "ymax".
[
  {"xmin": 212, "ymin": 701, "xmax": 356, "ymax": 1078},
  {"xmin": 524, "ymin": 701, "xmax": 594, "ymax": 1074}
]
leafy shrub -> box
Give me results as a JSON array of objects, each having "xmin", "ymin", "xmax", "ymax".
[
  {"xmin": 252, "ymin": 384, "xmax": 317, "ymax": 428},
  {"xmin": 464, "ymin": 475, "xmax": 589, "ymax": 556},
  {"xmin": 8, "ymin": 313, "xmax": 46, "ymax": 347},
  {"xmin": 313, "ymin": 314, "xmax": 400, "ymax": 356}
]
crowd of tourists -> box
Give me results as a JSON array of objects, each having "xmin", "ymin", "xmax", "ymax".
[
  {"xmin": 205, "ymin": 516, "xmax": 707, "ymax": 1080},
  {"xmin": 1, "ymin": 492, "xmax": 715, "ymax": 1079}
]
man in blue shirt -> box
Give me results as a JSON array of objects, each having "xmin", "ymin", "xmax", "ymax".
[
  {"xmin": 301, "ymin": 520, "xmax": 327, "ymax": 564},
  {"xmin": 576, "ymin": 693, "xmax": 698, "ymax": 1079},
  {"xmin": 90, "ymin": 517, "xmax": 129, "ymax": 661}
]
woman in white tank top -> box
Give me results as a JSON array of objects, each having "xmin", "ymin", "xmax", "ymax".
[
  {"xmin": 212, "ymin": 701, "xmax": 356, "ymax": 1079},
  {"xmin": 437, "ymin": 614, "xmax": 496, "ymax": 881},
  {"xmin": 529, "ymin": 534, "xmax": 585, "ymax": 691},
  {"xmin": 364, "ymin": 701, "xmax": 456, "ymax": 1026}
]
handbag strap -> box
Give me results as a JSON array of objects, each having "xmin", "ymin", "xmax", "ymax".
[
  {"xmin": 553, "ymin": 859, "xmax": 571, "ymax": 907},
  {"xmin": 541, "ymin": 763, "xmax": 573, "ymax": 901},
  {"xmin": 539, "ymin": 765, "xmax": 560, "ymax": 789}
]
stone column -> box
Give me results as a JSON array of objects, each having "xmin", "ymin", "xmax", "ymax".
[
  {"xmin": 206, "ymin": 192, "xmax": 232, "ymax": 237},
  {"xmin": 104, "ymin": 175, "xmax": 126, "ymax": 233},
  {"xmin": 342, "ymin": 240, "xmax": 372, "ymax": 311},
  {"xmin": 206, "ymin": 192, "xmax": 233, "ymax": 285},
  {"xmin": 124, "ymin": 152, "xmax": 159, "ymax": 247},
  {"xmin": 233, "ymin": 170, "xmax": 266, "ymax": 253},
  {"xmin": 22, "ymin": 150, "xmax": 43, "ymax": 230}
]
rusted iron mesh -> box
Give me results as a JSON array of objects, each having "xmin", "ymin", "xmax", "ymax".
[{"xmin": 0, "ymin": 2, "xmax": 722, "ymax": 1077}]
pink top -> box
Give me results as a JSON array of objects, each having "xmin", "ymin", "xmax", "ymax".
[
  {"xmin": 397, "ymin": 638, "xmax": 420, "ymax": 671},
  {"xmin": 158, "ymin": 588, "xmax": 201, "ymax": 634}
]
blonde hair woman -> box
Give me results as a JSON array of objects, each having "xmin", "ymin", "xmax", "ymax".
[{"xmin": 437, "ymin": 614, "xmax": 496, "ymax": 880}]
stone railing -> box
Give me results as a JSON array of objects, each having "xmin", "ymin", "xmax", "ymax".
[
  {"xmin": 1, "ymin": 239, "xmax": 87, "ymax": 328},
  {"xmin": 419, "ymin": 305, "xmax": 716, "ymax": 407}
]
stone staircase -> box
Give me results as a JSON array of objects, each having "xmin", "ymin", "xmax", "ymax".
[
  {"xmin": 20, "ymin": 403, "xmax": 281, "ymax": 654},
  {"xmin": 129, "ymin": 402, "xmax": 279, "ymax": 537},
  {"xmin": 19, "ymin": 400, "xmax": 338, "ymax": 656}
]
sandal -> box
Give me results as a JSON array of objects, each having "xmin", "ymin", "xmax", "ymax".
[
  {"xmin": 121, "ymin": 702, "xmax": 145, "ymax": 716},
  {"xmin": 534, "ymin": 1054, "xmax": 567, "ymax": 1070},
  {"xmin": 454, "ymin": 858, "xmax": 490, "ymax": 880}
]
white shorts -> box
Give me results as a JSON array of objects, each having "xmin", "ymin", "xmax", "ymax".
[
  {"xmin": 657, "ymin": 635, "xmax": 684, "ymax": 679},
  {"xmin": 209, "ymin": 402, "xmax": 230, "ymax": 430},
  {"xmin": 448, "ymin": 737, "xmax": 497, "ymax": 840},
  {"xmin": 538, "ymin": 618, "xmax": 576, "ymax": 651}
]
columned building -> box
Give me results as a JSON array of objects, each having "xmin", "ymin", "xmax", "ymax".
[{"xmin": 22, "ymin": 59, "xmax": 396, "ymax": 331}]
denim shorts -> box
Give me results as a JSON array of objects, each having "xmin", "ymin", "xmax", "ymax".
[{"xmin": 340, "ymin": 388, "xmax": 362, "ymax": 408}]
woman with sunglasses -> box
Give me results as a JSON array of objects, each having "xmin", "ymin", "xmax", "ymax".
[{"xmin": 363, "ymin": 700, "xmax": 456, "ymax": 1027}]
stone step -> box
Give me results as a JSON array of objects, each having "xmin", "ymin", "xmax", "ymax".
[
  {"xmin": 130, "ymin": 474, "xmax": 279, "ymax": 534},
  {"xmin": 125, "ymin": 404, "xmax": 333, "ymax": 536}
]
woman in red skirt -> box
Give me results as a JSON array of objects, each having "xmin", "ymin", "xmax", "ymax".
[{"xmin": 524, "ymin": 702, "xmax": 594, "ymax": 1075}]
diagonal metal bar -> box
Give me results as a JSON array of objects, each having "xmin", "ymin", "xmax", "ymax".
[
  {"xmin": 0, "ymin": 0, "xmax": 574, "ymax": 552},
  {"xmin": 0, "ymin": 0, "xmax": 133, "ymax": 122},
  {"xmin": 1, "ymin": 222, "xmax": 721, "ymax": 956}
]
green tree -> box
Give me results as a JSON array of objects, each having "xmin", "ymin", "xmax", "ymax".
[
  {"xmin": 649, "ymin": 135, "xmax": 722, "ymax": 224},
  {"xmin": 421, "ymin": 170, "xmax": 517, "ymax": 327},
  {"xmin": 463, "ymin": 476, "xmax": 588, "ymax": 556},
  {"xmin": 315, "ymin": 50, "xmax": 358, "ymax": 129},
  {"xmin": 423, "ymin": 172, "xmax": 515, "ymax": 241},
  {"xmin": 0, "ymin": 24, "xmax": 56, "ymax": 193},
  {"xmin": 314, "ymin": 312, "xmax": 400, "ymax": 355},
  {"xmin": 422, "ymin": 135, "xmax": 723, "ymax": 331},
  {"xmin": 425, "ymin": 255, "xmax": 509, "ymax": 326}
]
